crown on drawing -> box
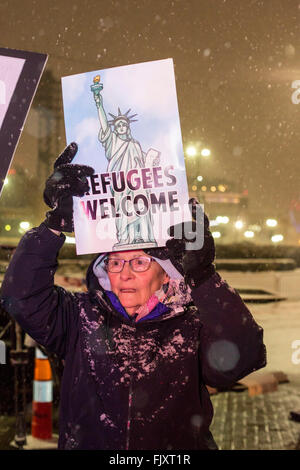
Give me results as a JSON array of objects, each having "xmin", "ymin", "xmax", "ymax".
[{"xmin": 108, "ymin": 108, "xmax": 138, "ymax": 126}]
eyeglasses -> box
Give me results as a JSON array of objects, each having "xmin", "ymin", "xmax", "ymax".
[{"xmin": 104, "ymin": 256, "xmax": 156, "ymax": 273}]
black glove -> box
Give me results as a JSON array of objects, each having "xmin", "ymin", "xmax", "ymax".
[
  {"xmin": 43, "ymin": 142, "xmax": 94, "ymax": 232},
  {"xmin": 165, "ymin": 198, "xmax": 216, "ymax": 288}
]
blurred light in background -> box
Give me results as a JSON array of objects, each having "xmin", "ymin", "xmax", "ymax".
[
  {"xmin": 5, "ymin": 224, "xmax": 11, "ymax": 231},
  {"xmin": 248, "ymin": 224, "xmax": 262, "ymax": 232},
  {"xmin": 235, "ymin": 220, "xmax": 244, "ymax": 229},
  {"xmin": 65, "ymin": 236, "xmax": 76, "ymax": 244},
  {"xmin": 244, "ymin": 230, "xmax": 255, "ymax": 238},
  {"xmin": 216, "ymin": 216, "xmax": 229, "ymax": 224},
  {"xmin": 271, "ymin": 234, "xmax": 284, "ymax": 243},
  {"xmin": 210, "ymin": 219, "xmax": 219, "ymax": 226},
  {"xmin": 19, "ymin": 221, "xmax": 30, "ymax": 230},
  {"xmin": 212, "ymin": 231, "xmax": 221, "ymax": 238},
  {"xmin": 266, "ymin": 218, "xmax": 278, "ymax": 227},
  {"xmin": 186, "ymin": 145, "xmax": 197, "ymax": 157},
  {"xmin": 197, "ymin": 175, "xmax": 203, "ymax": 182},
  {"xmin": 201, "ymin": 148, "xmax": 211, "ymax": 157}
]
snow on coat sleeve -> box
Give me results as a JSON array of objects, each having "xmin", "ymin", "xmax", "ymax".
[
  {"xmin": 192, "ymin": 272, "xmax": 267, "ymax": 389},
  {"xmin": 0, "ymin": 223, "xmax": 78, "ymax": 358}
]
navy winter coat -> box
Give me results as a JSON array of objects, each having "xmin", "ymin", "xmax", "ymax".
[{"xmin": 0, "ymin": 223, "xmax": 266, "ymax": 450}]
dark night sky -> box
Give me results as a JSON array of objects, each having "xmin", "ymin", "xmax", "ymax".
[{"xmin": 1, "ymin": 0, "xmax": 300, "ymax": 225}]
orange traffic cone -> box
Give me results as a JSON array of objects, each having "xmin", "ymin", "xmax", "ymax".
[{"xmin": 31, "ymin": 347, "xmax": 53, "ymax": 439}]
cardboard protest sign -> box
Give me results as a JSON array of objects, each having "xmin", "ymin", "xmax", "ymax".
[
  {"xmin": 62, "ymin": 58, "xmax": 192, "ymax": 255},
  {"xmin": 0, "ymin": 47, "xmax": 48, "ymax": 196}
]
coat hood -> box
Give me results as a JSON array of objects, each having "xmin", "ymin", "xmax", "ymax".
[{"xmin": 87, "ymin": 251, "xmax": 184, "ymax": 292}]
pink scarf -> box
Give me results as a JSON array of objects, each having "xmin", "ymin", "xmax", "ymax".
[{"xmin": 134, "ymin": 279, "xmax": 192, "ymax": 322}]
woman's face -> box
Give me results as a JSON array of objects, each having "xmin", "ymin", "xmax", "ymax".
[
  {"xmin": 107, "ymin": 250, "xmax": 169, "ymax": 316},
  {"xmin": 115, "ymin": 119, "xmax": 128, "ymax": 135}
]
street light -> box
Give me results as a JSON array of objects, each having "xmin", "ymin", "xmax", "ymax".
[
  {"xmin": 186, "ymin": 146, "xmax": 211, "ymax": 158},
  {"xmin": 235, "ymin": 220, "xmax": 244, "ymax": 229},
  {"xmin": 266, "ymin": 218, "xmax": 277, "ymax": 227},
  {"xmin": 19, "ymin": 221, "xmax": 30, "ymax": 230},
  {"xmin": 212, "ymin": 231, "xmax": 221, "ymax": 238},
  {"xmin": 186, "ymin": 145, "xmax": 197, "ymax": 157},
  {"xmin": 249, "ymin": 224, "xmax": 261, "ymax": 232},
  {"xmin": 271, "ymin": 234, "xmax": 284, "ymax": 243},
  {"xmin": 201, "ymin": 148, "xmax": 211, "ymax": 157},
  {"xmin": 244, "ymin": 230, "xmax": 254, "ymax": 238},
  {"xmin": 210, "ymin": 219, "xmax": 219, "ymax": 226},
  {"xmin": 216, "ymin": 216, "xmax": 229, "ymax": 224}
]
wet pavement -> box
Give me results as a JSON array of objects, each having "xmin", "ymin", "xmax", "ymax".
[{"xmin": 210, "ymin": 378, "xmax": 300, "ymax": 450}]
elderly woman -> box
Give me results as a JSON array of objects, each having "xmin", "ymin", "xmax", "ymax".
[{"xmin": 0, "ymin": 144, "xmax": 266, "ymax": 450}]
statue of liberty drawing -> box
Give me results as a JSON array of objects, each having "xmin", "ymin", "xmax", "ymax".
[{"xmin": 91, "ymin": 75, "xmax": 159, "ymax": 249}]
